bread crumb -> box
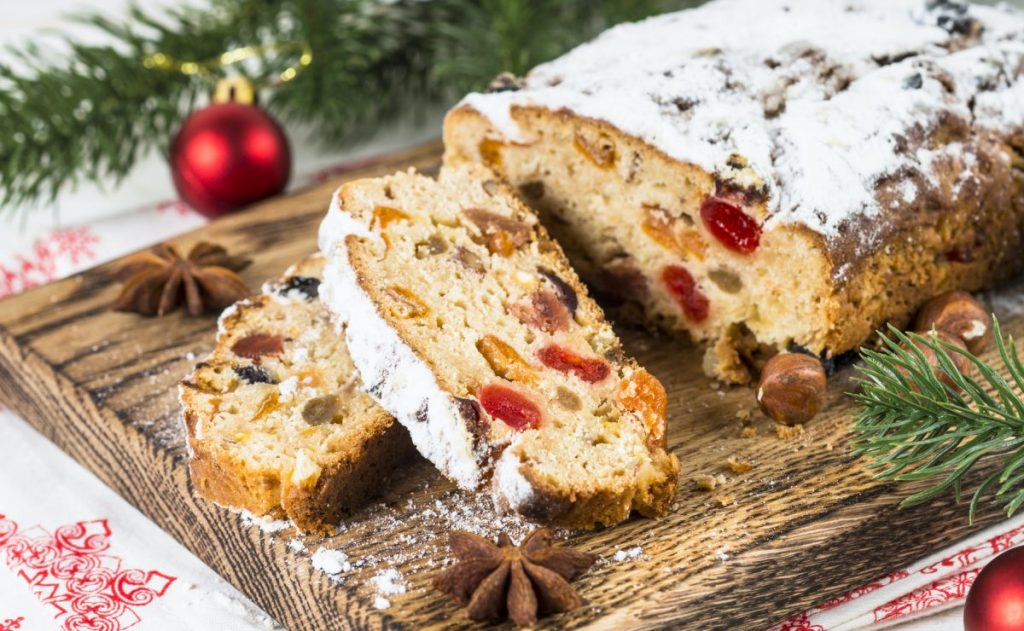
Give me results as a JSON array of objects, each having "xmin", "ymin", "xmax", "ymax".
[
  {"xmin": 774, "ymin": 423, "xmax": 805, "ymax": 439},
  {"xmin": 714, "ymin": 494, "xmax": 736, "ymax": 506},
  {"xmin": 725, "ymin": 456, "xmax": 752, "ymax": 474},
  {"xmin": 693, "ymin": 473, "xmax": 728, "ymax": 491},
  {"xmin": 734, "ymin": 407, "xmax": 752, "ymax": 422},
  {"xmin": 825, "ymin": 441, "xmax": 834, "ymax": 451},
  {"xmin": 740, "ymin": 426, "xmax": 758, "ymax": 439},
  {"xmin": 693, "ymin": 474, "xmax": 717, "ymax": 491}
]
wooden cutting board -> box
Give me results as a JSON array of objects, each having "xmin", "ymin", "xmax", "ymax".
[{"xmin": 1, "ymin": 140, "xmax": 1020, "ymax": 630}]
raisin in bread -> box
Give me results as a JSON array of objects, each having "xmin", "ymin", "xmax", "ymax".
[
  {"xmin": 318, "ymin": 164, "xmax": 679, "ymax": 528},
  {"xmin": 444, "ymin": 0, "xmax": 1024, "ymax": 383},
  {"xmin": 179, "ymin": 255, "xmax": 415, "ymax": 534}
]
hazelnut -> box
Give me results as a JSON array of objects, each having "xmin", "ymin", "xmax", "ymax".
[
  {"xmin": 913, "ymin": 290, "xmax": 991, "ymax": 354},
  {"xmin": 757, "ymin": 353, "xmax": 827, "ymax": 425},
  {"xmin": 900, "ymin": 329, "xmax": 971, "ymax": 390}
]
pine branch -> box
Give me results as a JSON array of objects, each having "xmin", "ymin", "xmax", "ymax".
[
  {"xmin": 0, "ymin": 0, "xmax": 702, "ymax": 213},
  {"xmin": 852, "ymin": 319, "xmax": 1024, "ymax": 522}
]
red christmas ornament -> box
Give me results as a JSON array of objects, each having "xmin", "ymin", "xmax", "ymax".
[
  {"xmin": 965, "ymin": 545, "xmax": 1024, "ymax": 631},
  {"xmin": 170, "ymin": 78, "xmax": 291, "ymax": 218}
]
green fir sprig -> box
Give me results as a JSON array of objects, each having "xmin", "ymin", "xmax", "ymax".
[
  {"xmin": 852, "ymin": 319, "xmax": 1024, "ymax": 522},
  {"xmin": 0, "ymin": 0, "xmax": 699, "ymax": 212}
]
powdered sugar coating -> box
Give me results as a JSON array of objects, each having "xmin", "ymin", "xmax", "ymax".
[
  {"xmin": 319, "ymin": 191, "xmax": 486, "ymax": 490},
  {"xmin": 460, "ymin": 0, "xmax": 1024, "ymax": 261}
]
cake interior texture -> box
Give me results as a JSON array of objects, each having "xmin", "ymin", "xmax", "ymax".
[
  {"xmin": 319, "ymin": 164, "xmax": 679, "ymax": 528},
  {"xmin": 180, "ymin": 256, "xmax": 414, "ymax": 533},
  {"xmin": 444, "ymin": 0, "xmax": 1024, "ymax": 383}
]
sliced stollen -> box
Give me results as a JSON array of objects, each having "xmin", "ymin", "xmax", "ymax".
[
  {"xmin": 318, "ymin": 163, "xmax": 680, "ymax": 528},
  {"xmin": 180, "ymin": 255, "xmax": 415, "ymax": 534}
]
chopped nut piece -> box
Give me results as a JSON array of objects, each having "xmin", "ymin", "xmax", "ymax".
[
  {"xmin": 453, "ymin": 246, "xmax": 486, "ymax": 274},
  {"xmin": 416, "ymin": 235, "xmax": 449, "ymax": 258},
  {"xmin": 740, "ymin": 426, "xmax": 758, "ymax": 439},
  {"xmin": 302, "ymin": 394, "xmax": 341, "ymax": 425},
  {"xmin": 555, "ymin": 386, "xmax": 582, "ymax": 411}
]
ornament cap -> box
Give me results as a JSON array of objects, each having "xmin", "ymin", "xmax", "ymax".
[{"xmin": 213, "ymin": 77, "xmax": 256, "ymax": 105}]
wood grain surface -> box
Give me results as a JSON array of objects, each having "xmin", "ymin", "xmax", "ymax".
[{"xmin": 0, "ymin": 140, "xmax": 1020, "ymax": 630}]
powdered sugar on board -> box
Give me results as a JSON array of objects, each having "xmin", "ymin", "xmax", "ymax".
[{"xmin": 460, "ymin": 0, "xmax": 1024, "ymax": 261}]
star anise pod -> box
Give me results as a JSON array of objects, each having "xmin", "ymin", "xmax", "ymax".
[
  {"xmin": 111, "ymin": 241, "xmax": 252, "ymax": 317},
  {"xmin": 433, "ymin": 528, "xmax": 597, "ymax": 627}
]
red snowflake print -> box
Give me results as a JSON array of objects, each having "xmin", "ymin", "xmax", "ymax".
[
  {"xmin": 0, "ymin": 617, "xmax": 25, "ymax": 631},
  {"xmin": 920, "ymin": 524, "xmax": 1024, "ymax": 575},
  {"xmin": 774, "ymin": 612, "xmax": 825, "ymax": 631},
  {"xmin": 813, "ymin": 569, "xmax": 909, "ymax": 611},
  {"xmin": 153, "ymin": 200, "xmax": 192, "ymax": 217},
  {"xmin": 0, "ymin": 227, "xmax": 99, "ymax": 299},
  {"xmin": 0, "ymin": 514, "xmax": 176, "ymax": 630},
  {"xmin": 873, "ymin": 568, "xmax": 980, "ymax": 623}
]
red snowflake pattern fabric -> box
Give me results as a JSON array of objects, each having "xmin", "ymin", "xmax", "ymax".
[
  {"xmin": 771, "ymin": 519, "xmax": 1024, "ymax": 630},
  {"xmin": 873, "ymin": 568, "xmax": 980, "ymax": 622},
  {"xmin": 0, "ymin": 227, "xmax": 99, "ymax": 299},
  {"xmin": 0, "ymin": 514, "xmax": 176, "ymax": 630},
  {"xmin": 813, "ymin": 570, "xmax": 910, "ymax": 611},
  {"xmin": 776, "ymin": 612, "xmax": 825, "ymax": 631}
]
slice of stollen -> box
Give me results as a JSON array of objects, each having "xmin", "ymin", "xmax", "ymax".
[
  {"xmin": 319, "ymin": 163, "xmax": 679, "ymax": 528},
  {"xmin": 180, "ymin": 255, "xmax": 415, "ymax": 533}
]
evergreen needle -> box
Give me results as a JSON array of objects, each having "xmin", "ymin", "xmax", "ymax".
[{"xmin": 852, "ymin": 318, "xmax": 1024, "ymax": 522}]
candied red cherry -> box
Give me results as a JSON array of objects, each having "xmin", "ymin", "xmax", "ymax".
[
  {"xmin": 700, "ymin": 196, "xmax": 761, "ymax": 254},
  {"xmin": 537, "ymin": 344, "xmax": 611, "ymax": 383},
  {"xmin": 479, "ymin": 384, "xmax": 541, "ymax": 431},
  {"xmin": 661, "ymin": 265, "xmax": 709, "ymax": 323}
]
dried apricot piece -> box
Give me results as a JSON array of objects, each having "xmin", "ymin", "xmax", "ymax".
[
  {"xmin": 642, "ymin": 205, "xmax": 707, "ymax": 261},
  {"xmin": 616, "ymin": 368, "xmax": 667, "ymax": 449},
  {"xmin": 371, "ymin": 206, "xmax": 410, "ymax": 230},
  {"xmin": 574, "ymin": 130, "xmax": 616, "ymax": 169},
  {"xmin": 479, "ymin": 383, "xmax": 541, "ymax": 430},
  {"xmin": 477, "ymin": 335, "xmax": 538, "ymax": 385},
  {"xmin": 383, "ymin": 285, "xmax": 429, "ymax": 319},
  {"xmin": 463, "ymin": 207, "xmax": 531, "ymax": 257},
  {"xmin": 479, "ymin": 138, "xmax": 504, "ymax": 169},
  {"xmin": 253, "ymin": 391, "xmax": 281, "ymax": 420}
]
